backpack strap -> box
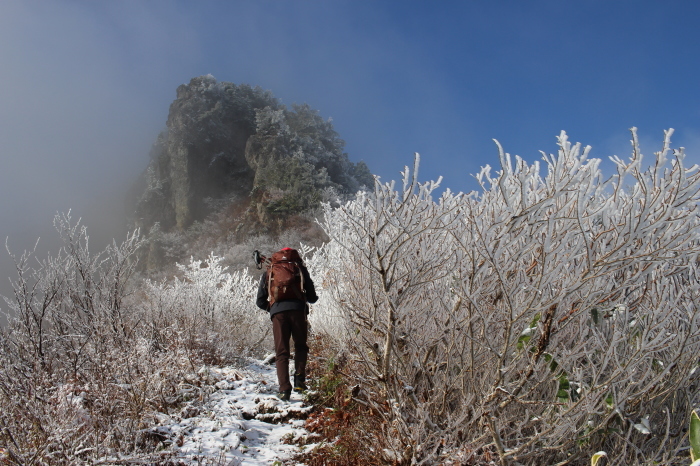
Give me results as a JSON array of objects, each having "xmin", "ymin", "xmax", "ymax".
[
  {"xmin": 267, "ymin": 265, "xmax": 274, "ymax": 304},
  {"xmin": 295, "ymin": 262, "xmax": 306, "ymax": 300},
  {"xmin": 298, "ymin": 263, "xmax": 305, "ymax": 293}
]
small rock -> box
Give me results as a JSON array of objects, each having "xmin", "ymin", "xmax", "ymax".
[
  {"xmin": 181, "ymin": 405, "xmax": 200, "ymax": 419},
  {"xmin": 262, "ymin": 353, "xmax": 276, "ymax": 365}
]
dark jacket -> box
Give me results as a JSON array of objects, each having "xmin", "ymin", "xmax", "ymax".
[{"xmin": 256, "ymin": 264, "xmax": 318, "ymax": 317}]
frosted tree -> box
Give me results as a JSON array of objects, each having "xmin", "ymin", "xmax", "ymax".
[
  {"xmin": 0, "ymin": 218, "xmax": 272, "ymax": 463},
  {"xmin": 2, "ymin": 212, "xmax": 143, "ymax": 376},
  {"xmin": 313, "ymin": 129, "xmax": 700, "ymax": 465},
  {"xmin": 145, "ymin": 253, "xmax": 269, "ymax": 359},
  {"xmin": 0, "ymin": 213, "xmax": 149, "ymax": 463}
]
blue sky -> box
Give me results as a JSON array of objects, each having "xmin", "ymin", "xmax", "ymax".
[{"xmin": 1, "ymin": 0, "xmax": 699, "ymax": 251}]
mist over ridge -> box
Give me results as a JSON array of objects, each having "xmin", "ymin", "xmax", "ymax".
[{"xmin": 130, "ymin": 75, "xmax": 373, "ymax": 234}]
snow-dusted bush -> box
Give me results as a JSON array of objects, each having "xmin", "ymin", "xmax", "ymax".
[
  {"xmin": 0, "ymin": 215, "xmax": 270, "ymax": 464},
  {"xmin": 314, "ymin": 129, "xmax": 700, "ymax": 465},
  {"xmin": 145, "ymin": 253, "xmax": 269, "ymax": 360},
  {"xmin": 2, "ymin": 212, "xmax": 144, "ymax": 379},
  {"xmin": 0, "ymin": 213, "xmax": 175, "ymax": 463}
]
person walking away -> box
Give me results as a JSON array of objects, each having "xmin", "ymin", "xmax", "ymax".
[{"xmin": 256, "ymin": 247, "xmax": 317, "ymax": 401}]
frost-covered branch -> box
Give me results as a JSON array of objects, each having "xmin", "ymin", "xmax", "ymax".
[{"xmin": 312, "ymin": 129, "xmax": 700, "ymax": 464}]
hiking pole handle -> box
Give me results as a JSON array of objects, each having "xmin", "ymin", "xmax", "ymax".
[{"xmin": 253, "ymin": 250, "xmax": 268, "ymax": 269}]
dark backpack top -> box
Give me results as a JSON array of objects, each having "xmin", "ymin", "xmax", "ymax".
[{"xmin": 267, "ymin": 248, "xmax": 306, "ymax": 305}]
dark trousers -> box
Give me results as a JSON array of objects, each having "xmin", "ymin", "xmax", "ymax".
[{"xmin": 271, "ymin": 309, "xmax": 308, "ymax": 392}]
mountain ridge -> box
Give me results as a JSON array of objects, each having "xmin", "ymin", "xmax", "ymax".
[{"xmin": 129, "ymin": 75, "xmax": 372, "ymax": 238}]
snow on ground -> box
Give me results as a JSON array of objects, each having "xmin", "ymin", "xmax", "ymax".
[{"xmin": 148, "ymin": 360, "xmax": 320, "ymax": 465}]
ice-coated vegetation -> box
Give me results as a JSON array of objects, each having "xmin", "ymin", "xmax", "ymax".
[
  {"xmin": 0, "ymin": 216, "xmax": 272, "ymax": 464},
  {"xmin": 310, "ymin": 128, "xmax": 700, "ymax": 464},
  {"xmin": 1, "ymin": 128, "xmax": 699, "ymax": 465},
  {"xmin": 145, "ymin": 253, "xmax": 269, "ymax": 361}
]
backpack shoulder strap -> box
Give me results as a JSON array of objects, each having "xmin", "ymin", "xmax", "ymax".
[
  {"xmin": 266, "ymin": 264, "xmax": 274, "ymax": 303},
  {"xmin": 298, "ymin": 262, "xmax": 305, "ymax": 293}
]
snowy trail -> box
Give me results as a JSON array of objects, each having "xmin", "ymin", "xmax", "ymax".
[{"xmin": 153, "ymin": 360, "xmax": 318, "ymax": 465}]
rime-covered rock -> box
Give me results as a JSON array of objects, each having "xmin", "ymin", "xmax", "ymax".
[
  {"xmin": 132, "ymin": 75, "xmax": 279, "ymax": 232},
  {"xmin": 130, "ymin": 75, "xmax": 372, "ymax": 236}
]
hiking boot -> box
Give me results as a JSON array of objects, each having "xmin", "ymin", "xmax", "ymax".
[
  {"xmin": 293, "ymin": 374, "xmax": 307, "ymax": 392},
  {"xmin": 277, "ymin": 389, "xmax": 292, "ymax": 401}
]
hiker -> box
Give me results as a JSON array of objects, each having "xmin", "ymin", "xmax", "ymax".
[{"xmin": 256, "ymin": 247, "xmax": 318, "ymax": 401}]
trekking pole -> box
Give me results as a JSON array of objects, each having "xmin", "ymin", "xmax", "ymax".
[{"xmin": 252, "ymin": 250, "xmax": 268, "ymax": 269}]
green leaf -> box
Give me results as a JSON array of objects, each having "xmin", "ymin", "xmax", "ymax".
[
  {"xmin": 516, "ymin": 329, "xmax": 533, "ymax": 350},
  {"xmin": 544, "ymin": 353, "xmax": 559, "ymax": 372},
  {"xmin": 516, "ymin": 313, "xmax": 541, "ymax": 351},
  {"xmin": 604, "ymin": 392, "xmax": 614, "ymax": 409},
  {"xmin": 590, "ymin": 307, "xmax": 599, "ymax": 325},
  {"xmin": 591, "ymin": 451, "xmax": 607, "ymax": 466},
  {"xmin": 691, "ymin": 409, "xmax": 700, "ymax": 462},
  {"xmin": 557, "ymin": 374, "xmax": 570, "ymax": 400},
  {"xmin": 558, "ymin": 374, "xmax": 570, "ymax": 391}
]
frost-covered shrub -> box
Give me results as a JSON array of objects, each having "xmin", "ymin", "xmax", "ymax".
[
  {"xmin": 2, "ymin": 212, "xmax": 144, "ymax": 380},
  {"xmin": 0, "ymin": 213, "xmax": 188, "ymax": 463},
  {"xmin": 144, "ymin": 253, "xmax": 269, "ymax": 360},
  {"xmin": 305, "ymin": 245, "xmax": 347, "ymax": 340},
  {"xmin": 314, "ymin": 129, "xmax": 700, "ymax": 465},
  {"xmin": 0, "ymin": 215, "xmax": 267, "ymax": 464}
]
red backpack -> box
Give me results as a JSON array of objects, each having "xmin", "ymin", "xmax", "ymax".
[{"xmin": 267, "ymin": 248, "xmax": 306, "ymax": 305}]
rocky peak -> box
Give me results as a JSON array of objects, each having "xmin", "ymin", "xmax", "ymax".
[{"xmin": 130, "ymin": 76, "xmax": 372, "ymax": 236}]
